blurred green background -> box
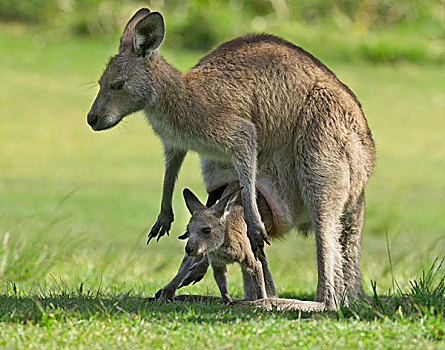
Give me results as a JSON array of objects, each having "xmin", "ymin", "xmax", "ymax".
[
  {"xmin": 1, "ymin": 0, "xmax": 445, "ymax": 62},
  {"xmin": 0, "ymin": 0, "xmax": 444, "ymax": 297}
]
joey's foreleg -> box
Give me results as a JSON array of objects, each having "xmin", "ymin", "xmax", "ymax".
[
  {"xmin": 148, "ymin": 147, "xmax": 186, "ymax": 244},
  {"xmin": 178, "ymin": 254, "xmax": 210, "ymax": 288},
  {"xmin": 155, "ymin": 254, "xmax": 199, "ymax": 300},
  {"xmin": 211, "ymin": 264, "xmax": 231, "ymax": 302}
]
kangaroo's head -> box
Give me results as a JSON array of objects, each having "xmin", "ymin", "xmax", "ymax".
[
  {"xmin": 87, "ymin": 8, "xmax": 165, "ymax": 131},
  {"xmin": 182, "ymin": 188, "xmax": 240, "ymax": 257}
]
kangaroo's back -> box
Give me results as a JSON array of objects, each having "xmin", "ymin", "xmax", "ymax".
[
  {"xmin": 194, "ymin": 34, "xmax": 360, "ymax": 107},
  {"xmin": 184, "ymin": 34, "xmax": 370, "ymax": 154}
]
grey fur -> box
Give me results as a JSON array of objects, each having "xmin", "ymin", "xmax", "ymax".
[
  {"xmin": 157, "ymin": 182, "xmax": 277, "ymax": 301},
  {"xmin": 157, "ymin": 185, "xmax": 277, "ymax": 302},
  {"xmin": 88, "ymin": 9, "xmax": 375, "ymax": 310}
]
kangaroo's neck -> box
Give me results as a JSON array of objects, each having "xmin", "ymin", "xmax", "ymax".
[{"xmin": 147, "ymin": 53, "xmax": 189, "ymax": 118}]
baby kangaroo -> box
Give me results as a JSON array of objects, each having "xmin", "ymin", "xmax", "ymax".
[{"xmin": 158, "ymin": 184, "xmax": 277, "ymax": 302}]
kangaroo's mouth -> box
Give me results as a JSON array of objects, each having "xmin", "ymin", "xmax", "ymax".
[
  {"xmin": 186, "ymin": 249, "xmax": 204, "ymax": 258},
  {"xmin": 90, "ymin": 115, "xmax": 122, "ymax": 131}
]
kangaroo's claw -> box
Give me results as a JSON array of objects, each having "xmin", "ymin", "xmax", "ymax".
[
  {"xmin": 246, "ymin": 221, "xmax": 268, "ymax": 260},
  {"xmin": 147, "ymin": 211, "xmax": 173, "ymax": 244}
]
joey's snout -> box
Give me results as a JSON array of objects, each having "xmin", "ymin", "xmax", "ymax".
[
  {"xmin": 185, "ymin": 241, "xmax": 202, "ymax": 257},
  {"xmin": 185, "ymin": 244, "xmax": 194, "ymax": 255}
]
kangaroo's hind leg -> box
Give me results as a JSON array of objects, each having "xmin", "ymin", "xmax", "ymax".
[
  {"xmin": 340, "ymin": 192, "xmax": 367, "ymax": 300},
  {"xmin": 296, "ymin": 87, "xmax": 355, "ymax": 310},
  {"xmin": 296, "ymin": 151, "xmax": 350, "ymax": 309},
  {"xmin": 258, "ymin": 253, "xmax": 277, "ymax": 298}
]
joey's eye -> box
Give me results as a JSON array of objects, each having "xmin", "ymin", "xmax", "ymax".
[
  {"xmin": 202, "ymin": 227, "xmax": 211, "ymax": 234},
  {"xmin": 110, "ymin": 80, "xmax": 125, "ymax": 91}
]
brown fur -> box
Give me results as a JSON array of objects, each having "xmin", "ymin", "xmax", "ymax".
[
  {"xmin": 157, "ymin": 184, "xmax": 277, "ymax": 302},
  {"xmin": 88, "ymin": 9, "xmax": 375, "ymax": 310}
]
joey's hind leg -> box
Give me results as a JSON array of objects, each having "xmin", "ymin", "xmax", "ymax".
[
  {"xmin": 240, "ymin": 260, "xmax": 267, "ymax": 300},
  {"xmin": 340, "ymin": 192, "xmax": 367, "ymax": 300},
  {"xmin": 241, "ymin": 267, "xmax": 256, "ymax": 300}
]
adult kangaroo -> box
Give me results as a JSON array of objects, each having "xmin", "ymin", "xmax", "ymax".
[{"xmin": 87, "ymin": 8, "xmax": 375, "ymax": 310}]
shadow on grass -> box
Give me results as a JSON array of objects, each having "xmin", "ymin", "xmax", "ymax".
[
  {"xmin": 0, "ymin": 289, "xmax": 443, "ymax": 325},
  {"xmin": 0, "ymin": 291, "xmax": 325, "ymax": 324},
  {"xmin": 0, "ymin": 258, "xmax": 442, "ymax": 325}
]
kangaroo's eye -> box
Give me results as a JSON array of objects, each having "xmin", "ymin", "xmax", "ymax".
[
  {"xmin": 202, "ymin": 227, "xmax": 211, "ymax": 234},
  {"xmin": 110, "ymin": 80, "xmax": 125, "ymax": 91}
]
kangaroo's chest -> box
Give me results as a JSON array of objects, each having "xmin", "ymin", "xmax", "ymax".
[{"xmin": 144, "ymin": 108, "xmax": 229, "ymax": 160}]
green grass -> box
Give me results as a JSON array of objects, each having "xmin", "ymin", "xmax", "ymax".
[{"xmin": 0, "ymin": 25, "xmax": 444, "ymax": 348}]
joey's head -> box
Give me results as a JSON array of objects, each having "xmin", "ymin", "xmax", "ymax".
[
  {"xmin": 182, "ymin": 188, "xmax": 239, "ymax": 257},
  {"xmin": 87, "ymin": 8, "xmax": 165, "ymax": 131}
]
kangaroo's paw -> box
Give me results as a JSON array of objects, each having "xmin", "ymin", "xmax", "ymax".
[
  {"xmin": 147, "ymin": 210, "xmax": 174, "ymax": 244},
  {"xmin": 246, "ymin": 220, "xmax": 269, "ymax": 259}
]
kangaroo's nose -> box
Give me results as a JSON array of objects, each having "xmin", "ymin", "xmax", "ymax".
[
  {"xmin": 87, "ymin": 112, "xmax": 98, "ymax": 128},
  {"xmin": 185, "ymin": 245, "xmax": 194, "ymax": 255}
]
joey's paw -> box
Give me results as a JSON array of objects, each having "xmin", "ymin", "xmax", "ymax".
[
  {"xmin": 154, "ymin": 287, "xmax": 175, "ymax": 301},
  {"xmin": 222, "ymin": 294, "xmax": 233, "ymax": 305},
  {"xmin": 178, "ymin": 259, "xmax": 209, "ymax": 289},
  {"xmin": 147, "ymin": 211, "xmax": 174, "ymax": 244}
]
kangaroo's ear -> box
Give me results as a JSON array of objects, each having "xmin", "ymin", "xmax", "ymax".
[
  {"xmin": 119, "ymin": 8, "xmax": 151, "ymax": 53},
  {"xmin": 177, "ymin": 230, "xmax": 189, "ymax": 240},
  {"xmin": 183, "ymin": 189, "xmax": 206, "ymax": 215},
  {"xmin": 133, "ymin": 12, "xmax": 165, "ymax": 58},
  {"xmin": 212, "ymin": 190, "xmax": 240, "ymax": 219}
]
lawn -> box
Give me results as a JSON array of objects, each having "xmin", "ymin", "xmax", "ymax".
[{"xmin": 0, "ymin": 25, "xmax": 444, "ymax": 348}]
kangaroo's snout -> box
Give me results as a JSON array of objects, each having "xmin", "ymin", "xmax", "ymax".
[
  {"xmin": 87, "ymin": 109, "xmax": 120, "ymax": 131},
  {"xmin": 87, "ymin": 112, "xmax": 98, "ymax": 129}
]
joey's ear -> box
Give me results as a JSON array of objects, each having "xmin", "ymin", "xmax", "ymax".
[
  {"xmin": 119, "ymin": 8, "xmax": 151, "ymax": 53},
  {"xmin": 211, "ymin": 190, "xmax": 240, "ymax": 219},
  {"xmin": 183, "ymin": 189, "xmax": 206, "ymax": 215},
  {"xmin": 133, "ymin": 12, "xmax": 165, "ymax": 57}
]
